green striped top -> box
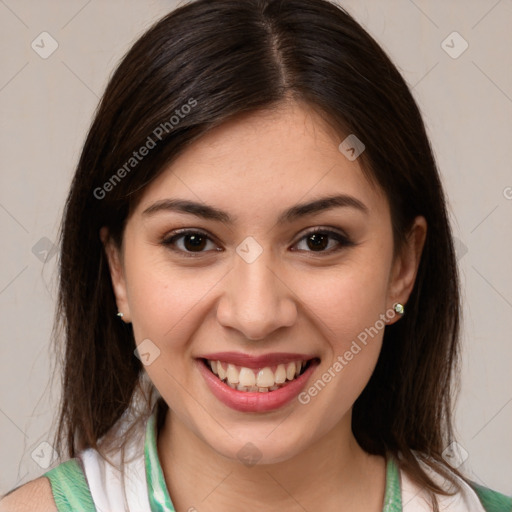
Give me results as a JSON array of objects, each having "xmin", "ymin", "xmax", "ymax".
[{"xmin": 42, "ymin": 405, "xmax": 512, "ymax": 511}]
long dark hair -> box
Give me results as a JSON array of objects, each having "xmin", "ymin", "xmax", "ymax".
[{"xmin": 51, "ymin": 0, "xmax": 465, "ymax": 508}]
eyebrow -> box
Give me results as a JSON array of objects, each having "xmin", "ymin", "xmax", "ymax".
[{"xmin": 142, "ymin": 194, "xmax": 369, "ymax": 224}]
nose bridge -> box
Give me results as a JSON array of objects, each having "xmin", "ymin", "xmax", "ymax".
[{"xmin": 216, "ymin": 239, "xmax": 297, "ymax": 340}]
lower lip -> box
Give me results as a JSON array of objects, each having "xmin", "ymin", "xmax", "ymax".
[{"xmin": 196, "ymin": 358, "xmax": 319, "ymax": 413}]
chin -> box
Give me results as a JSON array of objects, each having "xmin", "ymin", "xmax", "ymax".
[{"xmin": 204, "ymin": 424, "xmax": 313, "ymax": 467}]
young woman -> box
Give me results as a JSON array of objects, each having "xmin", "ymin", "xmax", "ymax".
[{"xmin": 1, "ymin": 0, "xmax": 510, "ymax": 511}]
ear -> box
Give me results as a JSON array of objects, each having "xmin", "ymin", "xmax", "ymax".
[
  {"xmin": 100, "ymin": 227, "xmax": 131, "ymax": 323},
  {"xmin": 386, "ymin": 216, "xmax": 427, "ymax": 325}
]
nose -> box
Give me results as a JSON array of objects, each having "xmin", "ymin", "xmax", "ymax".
[{"xmin": 216, "ymin": 248, "xmax": 297, "ymax": 341}]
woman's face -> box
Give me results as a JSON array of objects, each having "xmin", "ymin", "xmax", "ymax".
[{"xmin": 103, "ymin": 100, "xmax": 425, "ymax": 464}]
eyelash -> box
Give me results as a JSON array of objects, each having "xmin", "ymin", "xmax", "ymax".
[{"xmin": 161, "ymin": 227, "xmax": 353, "ymax": 258}]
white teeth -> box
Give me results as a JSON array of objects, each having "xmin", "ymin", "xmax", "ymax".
[
  {"xmin": 256, "ymin": 367, "xmax": 275, "ymax": 388},
  {"xmin": 207, "ymin": 358, "xmax": 310, "ymax": 392},
  {"xmin": 286, "ymin": 362, "xmax": 296, "ymax": 381},
  {"xmin": 226, "ymin": 364, "xmax": 239, "ymax": 384},
  {"xmin": 238, "ymin": 367, "xmax": 256, "ymax": 387},
  {"xmin": 217, "ymin": 361, "xmax": 227, "ymax": 380},
  {"xmin": 275, "ymin": 364, "xmax": 287, "ymax": 384}
]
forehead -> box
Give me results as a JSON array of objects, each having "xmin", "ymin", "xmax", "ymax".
[{"xmin": 133, "ymin": 101, "xmax": 388, "ymax": 222}]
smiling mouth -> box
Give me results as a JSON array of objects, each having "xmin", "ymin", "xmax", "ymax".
[{"xmin": 200, "ymin": 358, "xmax": 319, "ymax": 393}]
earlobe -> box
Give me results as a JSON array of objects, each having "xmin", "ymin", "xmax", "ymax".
[
  {"xmin": 387, "ymin": 216, "xmax": 427, "ymax": 324},
  {"xmin": 100, "ymin": 227, "xmax": 131, "ymax": 323}
]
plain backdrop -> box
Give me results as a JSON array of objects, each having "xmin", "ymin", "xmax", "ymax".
[{"xmin": 1, "ymin": 0, "xmax": 511, "ymax": 498}]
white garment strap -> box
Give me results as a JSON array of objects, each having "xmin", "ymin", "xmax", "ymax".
[
  {"xmin": 80, "ymin": 447, "xmax": 485, "ymax": 512},
  {"xmin": 400, "ymin": 460, "xmax": 486, "ymax": 511},
  {"xmin": 78, "ymin": 404, "xmax": 486, "ymax": 512},
  {"xmin": 79, "ymin": 433, "xmax": 151, "ymax": 512}
]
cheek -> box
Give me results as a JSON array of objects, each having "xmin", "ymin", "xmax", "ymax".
[
  {"xmin": 126, "ymin": 258, "xmax": 222, "ymax": 347},
  {"xmin": 288, "ymin": 252, "xmax": 391, "ymax": 410},
  {"xmin": 290, "ymin": 255, "xmax": 392, "ymax": 345},
  {"xmin": 124, "ymin": 256, "xmax": 225, "ymax": 414}
]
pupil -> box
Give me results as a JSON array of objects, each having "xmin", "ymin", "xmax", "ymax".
[
  {"xmin": 185, "ymin": 234, "xmax": 206, "ymax": 251},
  {"xmin": 308, "ymin": 233, "xmax": 328, "ymax": 251}
]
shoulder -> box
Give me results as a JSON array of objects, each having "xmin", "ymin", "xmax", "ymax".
[{"xmin": 0, "ymin": 477, "xmax": 57, "ymax": 512}]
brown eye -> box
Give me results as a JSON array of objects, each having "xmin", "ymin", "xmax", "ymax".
[
  {"xmin": 162, "ymin": 230, "xmax": 218, "ymax": 256},
  {"xmin": 293, "ymin": 228, "xmax": 352, "ymax": 254},
  {"xmin": 305, "ymin": 232, "xmax": 330, "ymax": 251},
  {"xmin": 181, "ymin": 233, "xmax": 208, "ymax": 252}
]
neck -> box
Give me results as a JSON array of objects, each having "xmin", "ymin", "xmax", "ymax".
[{"xmin": 157, "ymin": 407, "xmax": 386, "ymax": 512}]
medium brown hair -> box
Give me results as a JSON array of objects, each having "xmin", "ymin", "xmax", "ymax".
[{"xmin": 51, "ymin": 0, "xmax": 467, "ymax": 508}]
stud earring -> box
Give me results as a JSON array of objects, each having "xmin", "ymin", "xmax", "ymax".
[
  {"xmin": 393, "ymin": 303, "xmax": 405, "ymax": 315},
  {"xmin": 117, "ymin": 312, "xmax": 124, "ymax": 318}
]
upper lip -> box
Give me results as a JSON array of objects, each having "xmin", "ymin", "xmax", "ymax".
[{"xmin": 197, "ymin": 352, "xmax": 317, "ymax": 369}]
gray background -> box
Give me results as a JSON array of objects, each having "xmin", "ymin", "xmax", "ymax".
[{"xmin": 1, "ymin": 0, "xmax": 511, "ymax": 498}]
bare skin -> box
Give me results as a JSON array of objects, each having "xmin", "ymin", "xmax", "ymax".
[
  {"xmin": 0, "ymin": 478, "xmax": 57, "ymax": 512},
  {"xmin": 1, "ymin": 99, "xmax": 426, "ymax": 511}
]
